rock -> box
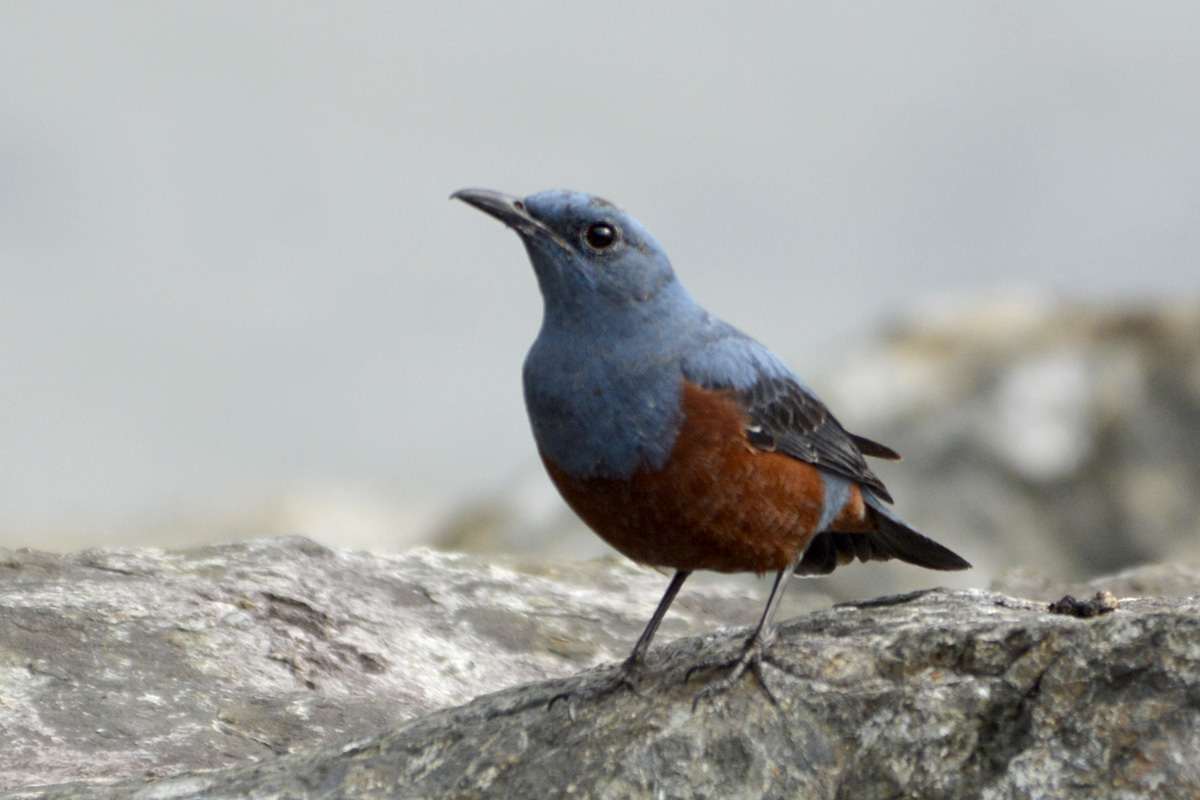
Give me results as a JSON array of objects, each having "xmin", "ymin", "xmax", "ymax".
[
  {"xmin": 5, "ymin": 537, "xmax": 1200, "ymax": 798},
  {"xmin": 825, "ymin": 297, "xmax": 1200, "ymax": 593},
  {"xmin": 994, "ymin": 561, "xmax": 1200, "ymax": 603},
  {"xmin": 10, "ymin": 589, "xmax": 1200, "ymax": 799},
  {"xmin": 0, "ymin": 537, "xmax": 813, "ymax": 794}
]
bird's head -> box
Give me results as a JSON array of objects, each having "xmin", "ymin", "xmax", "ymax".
[{"xmin": 452, "ymin": 188, "xmax": 680, "ymax": 319}]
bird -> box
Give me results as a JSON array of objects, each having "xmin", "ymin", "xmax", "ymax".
[{"xmin": 452, "ymin": 188, "xmax": 970, "ymax": 701}]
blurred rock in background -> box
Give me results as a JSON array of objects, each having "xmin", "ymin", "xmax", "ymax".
[{"xmin": 432, "ymin": 296, "xmax": 1200, "ymax": 600}]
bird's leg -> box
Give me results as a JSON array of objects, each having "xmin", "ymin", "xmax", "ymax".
[
  {"xmin": 613, "ymin": 569, "xmax": 691, "ymax": 688},
  {"xmin": 550, "ymin": 570, "xmax": 691, "ymax": 718},
  {"xmin": 691, "ymin": 557, "xmax": 800, "ymax": 706}
]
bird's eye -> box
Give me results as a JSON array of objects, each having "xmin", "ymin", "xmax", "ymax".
[{"xmin": 584, "ymin": 222, "xmax": 617, "ymax": 250}]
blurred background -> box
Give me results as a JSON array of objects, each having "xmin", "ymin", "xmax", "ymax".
[{"xmin": 2, "ymin": 3, "xmax": 1199, "ymax": 596}]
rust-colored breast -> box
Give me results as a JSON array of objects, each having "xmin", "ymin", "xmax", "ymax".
[{"xmin": 541, "ymin": 381, "xmax": 833, "ymax": 574}]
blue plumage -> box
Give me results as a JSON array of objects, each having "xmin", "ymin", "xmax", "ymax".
[{"xmin": 453, "ymin": 187, "xmax": 969, "ymax": 702}]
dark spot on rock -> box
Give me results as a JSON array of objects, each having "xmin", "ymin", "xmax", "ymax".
[{"xmin": 1048, "ymin": 590, "xmax": 1118, "ymax": 617}]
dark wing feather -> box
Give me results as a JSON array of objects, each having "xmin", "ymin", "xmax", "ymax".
[
  {"xmin": 796, "ymin": 521, "xmax": 972, "ymax": 576},
  {"xmin": 849, "ymin": 434, "xmax": 901, "ymax": 461},
  {"xmin": 736, "ymin": 375, "xmax": 895, "ymax": 503},
  {"xmin": 793, "ymin": 532, "xmax": 880, "ymax": 575}
]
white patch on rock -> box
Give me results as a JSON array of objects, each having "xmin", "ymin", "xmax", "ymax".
[{"xmin": 986, "ymin": 352, "xmax": 1094, "ymax": 481}]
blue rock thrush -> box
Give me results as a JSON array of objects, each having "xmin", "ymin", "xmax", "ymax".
[{"xmin": 453, "ymin": 188, "xmax": 970, "ymax": 700}]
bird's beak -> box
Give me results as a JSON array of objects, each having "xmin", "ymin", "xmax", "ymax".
[{"xmin": 451, "ymin": 188, "xmax": 569, "ymax": 249}]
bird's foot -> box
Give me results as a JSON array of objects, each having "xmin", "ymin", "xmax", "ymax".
[
  {"xmin": 688, "ymin": 636, "xmax": 780, "ymax": 709},
  {"xmin": 548, "ymin": 656, "xmax": 645, "ymax": 721}
]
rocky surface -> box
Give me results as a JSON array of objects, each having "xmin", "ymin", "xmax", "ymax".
[
  {"xmin": 827, "ymin": 298, "xmax": 1200, "ymax": 594},
  {"xmin": 4, "ymin": 537, "xmax": 1200, "ymax": 798},
  {"xmin": 994, "ymin": 561, "xmax": 1200, "ymax": 603},
  {"xmin": 0, "ymin": 537, "xmax": 815, "ymax": 793}
]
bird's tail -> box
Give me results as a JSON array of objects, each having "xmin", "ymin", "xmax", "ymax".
[{"xmin": 795, "ymin": 492, "xmax": 970, "ymax": 576}]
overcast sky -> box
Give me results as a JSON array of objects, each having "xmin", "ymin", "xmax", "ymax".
[{"xmin": 2, "ymin": 3, "xmax": 1198, "ymax": 547}]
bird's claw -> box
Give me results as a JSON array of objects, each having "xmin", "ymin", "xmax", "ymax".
[
  {"xmin": 688, "ymin": 641, "xmax": 781, "ymax": 709},
  {"xmin": 547, "ymin": 659, "xmax": 645, "ymax": 721}
]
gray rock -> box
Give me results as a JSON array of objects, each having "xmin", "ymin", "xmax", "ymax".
[
  {"xmin": 994, "ymin": 560, "xmax": 1200, "ymax": 603},
  {"xmin": 0, "ymin": 537, "xmax": 811, "ymax": 794},
  {"xmin": 10, "ymin": 590, "xmax": 1200, "ymax": 799},
  {"xmin": 826, "ymin": 298, "xmax": 1200, "ymax": 591},
  {"xmin": 5, "ymin": 537, "xmax": 1200, "ymax": 798}
]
